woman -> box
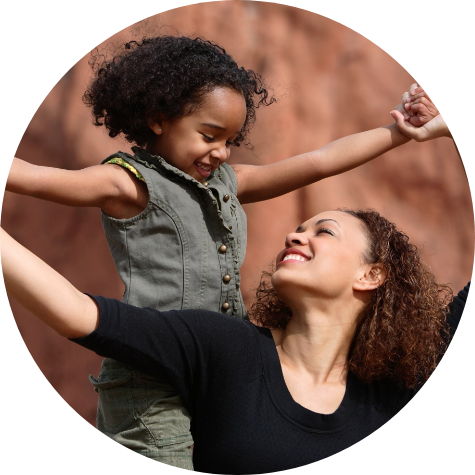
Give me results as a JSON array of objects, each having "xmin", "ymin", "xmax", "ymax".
[{"xmin": 1, "ymin": 174, "xmax": 469, "ymax": 474}]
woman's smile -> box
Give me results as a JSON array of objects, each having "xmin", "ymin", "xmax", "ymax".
[{"xmin": 277, "ymin": 248, "xmax": 311, "ymax": 265}]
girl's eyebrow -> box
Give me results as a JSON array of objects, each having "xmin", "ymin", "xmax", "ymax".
[
  {"xmin": 199, "ymin": 122, "xmax": 225, "ymax": 130},
  {"xmin": 199, "ymin": 122, "xmax": 241, "ymax": 134}
]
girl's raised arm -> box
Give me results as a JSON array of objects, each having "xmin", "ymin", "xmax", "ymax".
[
  {"xmin": 233, "ymin": 86, "xmax": 446, "ymax": 205},
  {"xmin": 7, "ymin": 158, "xmax": 148, "ymax": 219},
  {"xmin": 233, "ymin": 122, "xmax": 410, "ymax": 204},
  {"xmin": 0, "ymin": 228, "xmax": 98, "ymax": 338}
]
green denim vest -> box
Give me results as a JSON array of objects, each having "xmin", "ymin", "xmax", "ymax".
[
  {"xmin": 90, "ymin": 147, "xmax": 248, "ymax": 468},
  {"xmin": 101, "ymin": 147, "xmax": 247, "ymax": 316}
]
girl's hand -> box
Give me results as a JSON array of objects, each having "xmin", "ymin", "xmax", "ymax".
[
  {"xmin": 401, "ymin": 84, "xmax": 439, "ymax": 127},
  {"xmin": 391, "ymin": 108, "xmax": 451, "ymax": 142}
]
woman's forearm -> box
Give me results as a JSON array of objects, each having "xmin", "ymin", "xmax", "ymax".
[{"xmin": 0, "ymin": 228, "xmax": 98, "ymax": 338}]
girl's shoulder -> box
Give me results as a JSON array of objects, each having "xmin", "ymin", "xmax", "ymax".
[
  {"xmin": 213, "ymin": 163, "xmax": 238, "ymax": 195},
  {"xmin": 103, "ymin": 156, "xmax": 145, "ymax": 182}
]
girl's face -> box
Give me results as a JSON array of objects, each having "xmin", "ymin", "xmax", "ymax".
[
  {"xmin": 272, "ymin": 211, "xmax": 376, "ymax": 305},
  {"xmin": 147, "ymin": 87, "xmax": 247, "ymax": 181}
]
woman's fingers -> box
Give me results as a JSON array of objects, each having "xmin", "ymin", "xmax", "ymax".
[
  {"xmin": 407, "ymin": 97, "xmax": 426, "ymax": 106},
  {"xmin": 404, "ymin": 100, "xmax": 428, "ymax": 115},
  {"xmin": 402, "ymin": 84, "xmax": 419, "ymax": 114},
  {"xmin": 401, "ymin": 91, "xmax": 411, "ymax": 108},
  {"xmin": 395, "ymin": 103, "xmax": 410, "ymax": 121},
  {"xmin": 391, "ymin": 109, "xmax": 415, "ymax": 132},
  {"xmin": 409, "ymin": 83, "xmax": 421, "ymax": 99},
  {"xmin": 402, "ymin": 84, "xmax": 435, "ymax": 121},
  {"xmin": 407, "ymin": 91, "xmax": 434, "ymax": 104},
  {"xmin": 410, "ymin": 84, "xmax": 421, "ymax": 94},
  {"xmin": 402, "ymin": 89, "xmax": 439, "ymax": 127},
  {"xmin": 405, "ymin": 98, "xmax": 439, "ymax": 125}
]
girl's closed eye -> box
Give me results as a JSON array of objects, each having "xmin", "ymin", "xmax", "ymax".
[{"xmin": 202, "ymin": 133, "xmax": 236, "ymax": 147}]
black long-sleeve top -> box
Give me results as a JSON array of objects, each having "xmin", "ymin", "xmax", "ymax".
[{"xmin": 73, "ymin": 283, "xmax": 469, "ymax": 474}]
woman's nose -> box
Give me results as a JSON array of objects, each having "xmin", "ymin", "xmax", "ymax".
[{"xmin": 285, "ymin": 232, "xmax": 309, "ymax": 248}]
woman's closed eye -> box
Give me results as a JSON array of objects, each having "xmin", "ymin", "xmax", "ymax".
[{"xmin": 315, "ymin": 228, "xmax": 334, "ymax": 236}]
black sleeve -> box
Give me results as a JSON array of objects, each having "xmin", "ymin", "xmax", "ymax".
[
  {"xmin": 411, "ymin": 282, "xmax": 471, "ymax": 398},
  {"xmin": 446, "ymin": 281, "xmax": 470, "ymax": 336},
  {"xmin": 70, "ymin": 296, "xmax": 259, "ymax": 414}
]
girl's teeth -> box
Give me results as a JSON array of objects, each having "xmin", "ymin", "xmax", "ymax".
[{"xmin": 196, "ymin": 163, "xmax": 211, "ymax": 171}]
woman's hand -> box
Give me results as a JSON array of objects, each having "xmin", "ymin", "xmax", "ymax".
[
  {"xmin": 391, "ymin": 109, "xmax": 451, "ymax": 142},
  {"xmin": 392, "ymin": 83, "xmax": 451, "ymax": 142},
  {"xmin": 401, "ymin": 84, "xmax": 439, "ymax": 126}
]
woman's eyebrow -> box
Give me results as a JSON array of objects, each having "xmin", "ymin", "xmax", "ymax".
[{"xmin": 315, "ymin": 218, "xmax": 340, "ymax": 227}]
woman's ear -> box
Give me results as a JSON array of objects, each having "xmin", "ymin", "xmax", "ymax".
[{"xmin": 353, "ymin": 264, "xmax": 387, "ymax": 291}]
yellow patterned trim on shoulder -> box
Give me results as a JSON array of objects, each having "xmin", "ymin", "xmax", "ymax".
[{"xmin": 106, "ymin": 157, "xmax": 145, "ymax": 182}]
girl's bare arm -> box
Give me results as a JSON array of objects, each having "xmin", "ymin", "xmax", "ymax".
[
  {"xmin": 233, "ymin": 122, "xmax": 410, "ymax": 204},
  {"xmin": 7, "ymin": 158, "xmax": 148, "ymax": 219},
  {"xmin": 0, "ymin": 228, "xmax": 98, "ymax": 338}
]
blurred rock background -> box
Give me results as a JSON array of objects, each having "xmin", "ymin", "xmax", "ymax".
[{"xmin": 2, "ymin": 1, "xmax": 472, "ymax": 425}]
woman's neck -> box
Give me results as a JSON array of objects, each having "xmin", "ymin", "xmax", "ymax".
[{"xmin": 272, "ymin": 300, "xmax": 360, "ymax": 384}]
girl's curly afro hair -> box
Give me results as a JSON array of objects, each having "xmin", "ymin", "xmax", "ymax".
[
  {"xmin": 83, "ymin": 36, "xmax": 275, "ymax": 147},
  {"xmin": 250, "ymin": 208, "xmax": 453, "ymax": 389}
]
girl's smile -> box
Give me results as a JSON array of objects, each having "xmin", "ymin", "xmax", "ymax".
[{"xmin": 146, "ymin": 87, "xmax": 247, "ymax": 182}]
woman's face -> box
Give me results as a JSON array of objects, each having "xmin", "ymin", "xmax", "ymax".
[{"xmin": 272, "ymin": 211, "xmax": 373, "ymax": 305}]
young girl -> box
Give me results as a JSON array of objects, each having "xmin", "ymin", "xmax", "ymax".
[{"xmin": 6, "ymin": 36, "xmax": 436, "ymax": 469}]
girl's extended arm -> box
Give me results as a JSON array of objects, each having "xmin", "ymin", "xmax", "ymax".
[
  {"xmin": 0, "ymin": 228, "xmax": 98, "ymax": 338},
  {"xmin": 7, "ymin": 158, "xmax": 148, "ymax": 219},
  {"xmin": 233, "ymin": 122, "xmax": 409, "ymax": 204}
]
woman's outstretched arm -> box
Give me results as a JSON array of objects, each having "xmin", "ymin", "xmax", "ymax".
[{"xmin": 0, "ymin": 228, "xmax": 98, "ymax": 338}]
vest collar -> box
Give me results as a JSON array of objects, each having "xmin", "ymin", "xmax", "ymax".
[{"xmin": 132, "ymin": 147, "xmax": 218, "ymax": 189}]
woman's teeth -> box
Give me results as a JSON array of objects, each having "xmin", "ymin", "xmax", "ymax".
[{"xmin": 282, "ymin": 254, "xmax": 307, "ymax": 262}]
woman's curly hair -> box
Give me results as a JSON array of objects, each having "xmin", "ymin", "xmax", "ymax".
[
  {"xmin": 83, "ymin": 36, "xmax": 275, "ymax": 147},
  {"xmin": 250, "ymin": 209, "xmax": 453, "ymax": 388}
]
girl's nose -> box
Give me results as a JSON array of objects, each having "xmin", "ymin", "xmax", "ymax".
[
  {"xmin": 210, "ymin": 142, "xmax": 229, "ymax": 163},
  {"xmin": 285, "ymin": 232, "xmax": 309, "ymax": 248}
]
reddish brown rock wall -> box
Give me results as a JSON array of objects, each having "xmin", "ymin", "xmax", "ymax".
[{"xmin": 2, "ymin": 1, "xmax": 472, "ymax": 425}]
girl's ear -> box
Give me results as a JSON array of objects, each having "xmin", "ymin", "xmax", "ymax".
[
  {"xmin": 353, "ymin": 264, "xmax": 387, "ymax": 291},
  {"xmin": 147, "ymin": 118, "xmax": 163, "ymax": 136}
]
